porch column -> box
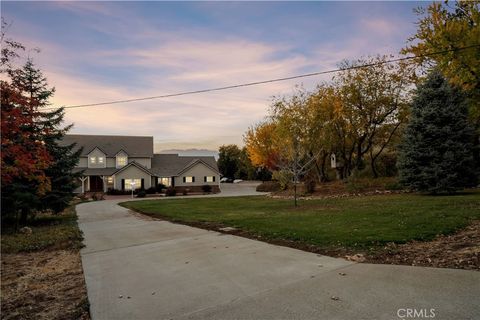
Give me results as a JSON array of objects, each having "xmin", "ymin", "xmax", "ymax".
[
  {"xmin": 80, "ymin": 177, "xmax": 87, "ymax": 193},
  {"xmin": 101, "ymin": 176, "xmax": 107, "ymax": 192},
  {"xmin": 87, "ymin": 176, "xmax": 90, "ymax": 192}
]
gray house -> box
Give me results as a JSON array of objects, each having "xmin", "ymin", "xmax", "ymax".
[{"xmin": 61, "ymin": 134, "xmax": 220, "ymax": 193}]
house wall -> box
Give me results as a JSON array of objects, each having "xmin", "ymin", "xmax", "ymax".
[
  {"xmin": 174, "ymin": 162, "xmax": 220, "ymax": 187},
  {"xmin": 88, "ymin": 148, "xmax": 107, "ymax": 168},
  {"xmin": 114, "ymin": 166, "xmax": 152, "ymax": 190},
  {"xmin": 78, "ymin": 157, "xmax": 88, "ymax": 167},
  {"xmin": 107, "ymin": 158, "xmax": 116, "ymax": 167}
]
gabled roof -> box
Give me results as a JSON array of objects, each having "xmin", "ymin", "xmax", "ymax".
[
  {"xmin": 73, "ymin": 161, "xmax": 154, "ymax": 177},
  {"xmin": 150, "ymin": 154, "xmax": 219, "ymax": 177},
  {"xmin": 114, "ymin": 161, "xmax": 154, "ymax": 176},
  {"xmin": 61, "ymin": 134, "xmax": 153, "ymax": 157}
]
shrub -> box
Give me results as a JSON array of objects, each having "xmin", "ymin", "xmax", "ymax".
[
  {"xmin": 136, "ymin": 190, "xmax": 146, "ymax": 198},
  {"xmin": 107, "ymin": 188, "xmax": 130, "ymax": 195},
  {"xmin": 201, "ymin": 185, "xmax": 212, "ymax": 193},
  {"xmin": 165, "ymin": 187, "xmax": 176, "ymax": 197},
  {"xmin": 156, "ymin": 183, "xmax": 166, "ymax": 193},
  {"xmin": 146, "ymin": 187, "xmax": 157, "ymax": 194},
  {"xmin": 272, "ymin": 170, "xmax": 293, "ymax": 190},
  {"xmin": 256, "ymin": 181, "xmax": 281, "ymax": 192},
  {"xmin": 91, "ymin": 193, "xmax": 105, "ymax": 201},
  {"xmin": 77, "ymin": 193, "xmax": 88, "ymax": 201}
]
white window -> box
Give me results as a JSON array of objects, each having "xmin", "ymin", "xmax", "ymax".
[
  {"xmin": 98, "ymin": 157, "xmax": 104, "ymax": 164},
  {"xmin": 205, "ymin": 176, "xmax": 215, "ymax": 182},
  {"xmin": 124, "ymin": 178, "xmax": 141, "ymax": 190},
  {"xmin": 184, "ymin": 176, "xmax": 194, "ymax": 183},
  {"xmin": 90, "ymin": 156, "xmax": 96, "ymax": 164},
  {"xmin": 117, "ymin": 156, "xmax": 128, "ymax": 167},
  {"xmin": 107, "ymin": 176, "xmax": 113, "ymax": 184}
]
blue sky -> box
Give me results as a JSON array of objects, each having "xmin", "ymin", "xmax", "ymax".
[{"xmin": 3, "ymin": 1, "xmax": 425, "ymax": 151}]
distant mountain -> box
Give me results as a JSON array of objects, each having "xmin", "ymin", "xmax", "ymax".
[{"xmin": 159, "ymin": 149, "xmax": 219, "ymax": 160}]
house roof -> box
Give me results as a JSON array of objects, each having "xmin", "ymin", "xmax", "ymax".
[
  {"xmin": 73, "ymin": 168, "xmax": 118, "ymax": 176},
  {"xmin": 61, "ymin": 134, "xmax": 154, "ymax": 157},
  {"xmin": 114, "ymin": 161, "xmax": 155, "ymax": 176},
  {"xmin": 73, "ymin": 161, "xmax": 154, "ymax": 177},
  {"xmin": 150, "ymin": 154, "xmax": 219, "ymax": 177}
]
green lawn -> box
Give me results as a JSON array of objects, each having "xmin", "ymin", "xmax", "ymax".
[
  {"xmin": 121, "ymin": 191, "xmax": 480, "ymax": 250},
  {"xmin": 1, "ymin": 204, "xmax": 84, "ymax": 254}
]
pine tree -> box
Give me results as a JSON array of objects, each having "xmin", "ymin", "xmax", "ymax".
[
  {"xmin": 398, "ymin": 70, "xmax": 477, "ymax": 193},
  {"xmin": 10, "ymin": 59, "xmax": 82, "ymax": 214}
]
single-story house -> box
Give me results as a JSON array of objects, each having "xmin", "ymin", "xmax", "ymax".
[{"xmin": 61, "ymin": 134, "xmax": 220, "ymax": 193}]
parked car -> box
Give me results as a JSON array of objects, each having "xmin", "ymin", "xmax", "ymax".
[
  {"xmin": 220, "ymin": 177, "xmax": 234, "ymax": 183},
  {"xmin": 233, "ymin": 179, "xmax": 243, "ymax": 184}
]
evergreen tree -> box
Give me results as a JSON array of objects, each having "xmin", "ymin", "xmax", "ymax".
[
  {"xmin": 398, "ymin": 70, "xmax": 477, "ymax": 193},
  {"xmin": 11, "ymin": 59, "xmax": 82, "ymax": 214}
]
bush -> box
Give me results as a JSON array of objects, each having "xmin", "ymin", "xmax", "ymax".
[
  {"xmin": 136, "ymin": 190, "xmax": 146, "ymax": 198},
  {"xmin": 146, "ymin": 187, "xmax": 157, "ymax": 194},
  {"xmin": 256, "ymin": 181, "xmax": 281, "ymax": 192},
  {"xmin": 91, "ymin": 193, "xmax": 105, "ymax": 201},
  {"xmin": 201, "ymin": 185, "xmax": 212, "ymax": 193},
  {"xmin": 272, "ymin": 170, "xmax": 293, "ymax": 190},
  {"xmin": 165, "ymin": 187, "xmax": 176, "ymax": 197},
  {"xmin": 156, "ymin": 183, "xmax": 166, "ymax": 193},
  {"xmin": 107, "ymin": 188, "xmax": 128, "ymax": 195}
]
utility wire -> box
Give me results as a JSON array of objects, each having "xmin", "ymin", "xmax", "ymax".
[{"xmin": 53, "ymin": 44, "xmax": 480, "ymax": 110}]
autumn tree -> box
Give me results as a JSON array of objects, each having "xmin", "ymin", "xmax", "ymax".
[
  {"xmin": 1, "ymin": 21, "xmax": 80, "ymax": 224},
  {"xmin": 330, "ymin": 56, "xmax": 413, "ymax": 177},
  {"xmin": 398, "ymin": 70, "xmax": 477, "ymax": 192},
  {"xmin": 10, "ymin": 59, "xmax": 82, "ymax": 213},
  {"xmin": 1, "ymin": 22, "xmax": 51, "ymax": 225},
  {"xmin": 403, "ymin": 0, "xmax": 480, "ymax": 120}
]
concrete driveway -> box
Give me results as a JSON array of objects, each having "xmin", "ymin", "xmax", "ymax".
[{"xmin": 77, "ymin": 197, "xmax": 480, "ymax": 320}]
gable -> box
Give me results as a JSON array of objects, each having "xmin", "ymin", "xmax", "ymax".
[{"xmin": 180, "ymin": 162, "xmax": 219, "ymax": 178}]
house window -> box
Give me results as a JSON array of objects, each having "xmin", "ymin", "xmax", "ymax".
[
  {"xmin": 124, "ymin": 178, "xmax": 141, "ymax": 190},
  {"xmin": 184, "ymin": 176, "xmax": 194, "ymax": 183},
  {"xmin": 117, "ymin": 156, "xmax": 128, "ymax": 167},
  {"xmin": 107, "ymin": 176, "xmax": 113, "ymax": 184},
  {"xmin": 98, "ymin": 157, "xmax": 104, "ymax": 164},
  {"xmin": 89, "ymin": 156, "xmax": 96, "ymax": 164},
  {"xmin": 205, "ymin": 176, "xmax": 215, "ymax": 182},
  {"xmin": 159, "ymin": 177, "xmax": 171, "ymax": 186}
]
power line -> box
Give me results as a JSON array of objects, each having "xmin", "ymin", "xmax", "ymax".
[{"xmin": 52, "ymin": 44, "xmax": 480, "ymax": 110}]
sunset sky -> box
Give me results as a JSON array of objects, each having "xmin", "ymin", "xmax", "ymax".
[{"xmin": 3, "ymin": 1, "xmax": 424, "ymax": 152}]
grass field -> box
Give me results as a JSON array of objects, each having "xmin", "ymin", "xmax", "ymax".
[{"xmin": 121, "ymin": 191, "xmax": 480, "ymax": 250}]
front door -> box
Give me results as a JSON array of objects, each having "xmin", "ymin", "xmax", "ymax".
[{"xmin": 89, "ymin": 176, "xmax": 103, "ymax": 192}]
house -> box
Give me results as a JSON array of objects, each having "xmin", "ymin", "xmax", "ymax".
[{"xmin": 61, "ymin": 134, "xmax": 220, "ymax": 193}]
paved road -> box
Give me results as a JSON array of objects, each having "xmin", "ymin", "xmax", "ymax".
[{"xmin": 78, "ymin": 196, "xmax": 480, "ymax": 320}]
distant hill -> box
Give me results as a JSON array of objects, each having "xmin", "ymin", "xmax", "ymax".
[{"xmin": 159, "ymin": 149, "xmax": 219, "ymax": 160}]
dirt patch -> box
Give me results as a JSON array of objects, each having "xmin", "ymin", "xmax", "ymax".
[
  {"xmin": 1, "ymin": 249, "xmax": 90, "ymax": 320},
  {"xmin": 367, "ymin": 221, "xmax": 480, "ymax": 270}
]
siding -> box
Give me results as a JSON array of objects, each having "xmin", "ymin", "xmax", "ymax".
[
  {"xmin": 88, "ymin": 148, "xmax": 107, "ymax": 168},
  {"xmin": 174, "ymin": 162, "xmax": 220, "ymax": 187},
  {"xmin": 114, "ymin": 165, "xmax": 152, "ymax": 190},
  {"xmin": 129, "ymin": 157, "xmax": 151, "ymax": 169}
]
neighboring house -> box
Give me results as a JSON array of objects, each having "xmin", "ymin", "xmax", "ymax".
[{"xmin": 61, "ymin": 134, "xmax": 220, "ymax": 193}]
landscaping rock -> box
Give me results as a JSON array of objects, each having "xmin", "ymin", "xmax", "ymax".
[
  {"xmin": 345, "ymin": 253, "xmax": 366, "ymax": 262},
  {"xmin": 19, "ymin": 227, "xmax": 32, "ymax": 234}
]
